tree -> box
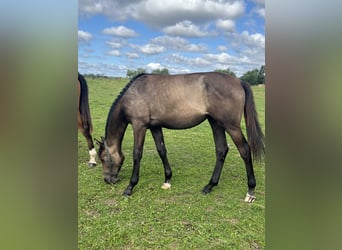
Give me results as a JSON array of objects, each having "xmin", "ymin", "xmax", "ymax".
[
  {"xmin": 258, "ymin": 65, "xmax": 265, "ymax": 84},
  {"xmin": 151, "ymin": 68, "xmax": 169, "ymax": 75},
  {"xmin": 214, "ymin": 68, "xmax": 236, "ymax": 78},
  {"xmin": 240, "ymin": 69, "xmax": 259, "ymax": 85},
  {"xmin": 240, "ymin": 65, "xmax": 265, "ymax": 85},
  {"xmin": 126, "ymin": 68, "xmax": 146, "ymax": 79}
]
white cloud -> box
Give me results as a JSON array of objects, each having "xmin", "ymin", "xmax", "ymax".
[
  {"xmin": 106, "ymin": 40, "xmax": 125, "ymax": 49},
  {"xmin": 168, "ymin": 53, "xmax": 211, "ymax": 67},
  {"xmin": 126, "ymin": 52, "xmax": 140, "ymax": 59},
  {"xmin": 78, "ymin": 30, "xmax": 92, "ymax": 43},
  {"xmin": 102, "ymin": 26, "xmax": 138, "ymax": 37},
  {"xmin": 107, "ymin": 50, "xmax": 121, "ymax": 56},
  {"xmin": 185, "ymin": 44, "xmax": 207, "ymax": 52},
  {"xmin": 163, "ymin": 21, "xmax": 208, "ymax": 37},
  {"xmin": 219, "ymin": 31, "xmax": 265, "ymax": 71},
  {"xmin": 79, "ymin": 1, "xmax": 104, "ymax": 16},
  {"xmin": 250, "ymin": 0, "xmax": 265, "ymax": 18},
  {"xmin": 202, "ymin": 52, "xmax": 263, "ymax": 76},
  {"xmin": 216, "ymin": 19, "xmax": 235, "ymax": 32},
  {"xmin": 204, "ymin": 52, "xmax": 238, "ymax": 64},
  {"xmin": 133, "ymin": 0, "xmax": 245, "ymax": 27},
  {"xmin": 151, "ymin": 36, "xmax": 207, "ymax": 52},
  {"xmin": 217, "ymin": 45, "xmax": 227, "ymax": 52},
  {"xmin": 229, "ymin": 31, "xmax": 265, "ymax": 50},
  {"xmin": 79, "ymin": 0, "xmax": 245, "ymax": 27},
  {"xmin": 256, "ymin": 7, "xmax": 265, "ymax": 18},
  {"xmin": 241, "ymin": 31, "xmax": 265, "ymax": 48},
  {"xmin": 146, "ymin": 62, "xmax": 164, "ymax": 71},
  {"xmin": 136, "ymin": 44, "xmax": 165, "ymax": 54}
]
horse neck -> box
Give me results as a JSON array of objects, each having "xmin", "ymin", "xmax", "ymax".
[{"xmin": 105, "ymin": 107, "xmax": 128, "ymax": 154}]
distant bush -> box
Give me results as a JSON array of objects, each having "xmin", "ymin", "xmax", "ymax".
[
  {"xmin": 240, "ymin": 65, "xmax": 265, "ymax": 85},
  {"xmin": 151, "ymin": 68, "xmax": 169, "ymax": 75},
  {"xmin": 214, "ymin": 68, "xmax": 237, "ymax": 78},
  {"xmin": 126, "ymin": 68, "xmax": 146, "ymax": 79}
]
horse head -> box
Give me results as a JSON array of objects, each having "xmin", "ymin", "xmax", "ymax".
[{"xmin": 95, "ymin": 137, "xmax": 121, "ymax": 184}]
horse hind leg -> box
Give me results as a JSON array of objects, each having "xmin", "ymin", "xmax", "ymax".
[
  {"xmin": 81, "ymin": 128, "xmax": 97, "ymax": 168},
  {"xmin": 87, "ymin": 142, "xmax": 97, "ymax": 167},
  {"xmin": 226, "ymin": 126, "xmax": 256, "ymax": 202},
  {"xmin": 150, "ymin": 127, "xmax": 172, "ymax": 190}
]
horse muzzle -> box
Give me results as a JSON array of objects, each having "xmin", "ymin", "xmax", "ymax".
[{"xmin": 103, "ymin": 174, "xmax": 120, "ymax": 184}]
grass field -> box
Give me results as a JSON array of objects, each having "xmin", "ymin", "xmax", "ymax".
[{"xmin": 78, "ymin": 76, "xmax": 265, "ymax": 249}]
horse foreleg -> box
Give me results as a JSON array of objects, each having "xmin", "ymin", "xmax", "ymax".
[
  {"xmin": 123, "ymin": 126, "xmax": 147, "ymax": 196},
  {"xmin": 203, "ymin": 119, "xmax": 228, "ymax": 194},
  {"xmin": 150, "ymin": 127, "xmax": 172, "ymax": 190}
]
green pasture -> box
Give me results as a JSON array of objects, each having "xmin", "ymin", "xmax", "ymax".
[{"xmin": 78, "ymin": 77, "xmax": 265, "ymax": 249}]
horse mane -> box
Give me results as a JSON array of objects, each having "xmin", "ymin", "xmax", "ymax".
[
  {"xmin": 112, "ymin": 73, "xmax": 147, "ymax": 108},
  {"xmin": 105, "ymin": 73, "xmax": 147, "ymax": 137}
]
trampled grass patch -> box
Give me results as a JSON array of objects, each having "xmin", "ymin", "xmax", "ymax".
[{"xmin": 78, "ymin": 77, "xmax": 265, "ymax": 249}]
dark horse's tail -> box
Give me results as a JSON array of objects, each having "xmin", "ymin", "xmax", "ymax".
[
  {"xmin": 78, "ymin": 72, "xmax": 93, "ymax": 133},
  {"xmin": 240, "ymin": 81, "xmax": 265, "ymax": 162}
]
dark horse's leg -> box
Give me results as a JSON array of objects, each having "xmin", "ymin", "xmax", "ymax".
[
  {"xmin": 85, "ymin": 135, "xmax": 97, "ymax": 168},
  {"xmin": 150, "ymin": 127, "xmax": 172, "ymax": 189},
  {"xmin": 123, "ymin": 125, "xmax": 147, "ymax": 196},
  {"xmin": 226, "ymin": 126, "xmax": 256, "ymax": 202},
  {"xmin": 202, "ymin": 117, "xmax": 229, "ymax": 194},
  {"xmin": 79, "ymin": 124, "xmax": 97, "ymax": 168}
]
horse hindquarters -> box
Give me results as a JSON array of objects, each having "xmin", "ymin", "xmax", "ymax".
[{"xmin": 222, "ymin": 81, "xmax": 264, "ymax": 202}]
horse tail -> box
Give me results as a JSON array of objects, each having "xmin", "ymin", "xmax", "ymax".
[
  {"xmin": 240, "ymin": 81, "xmax": 265, "ymax": 162},
  {"xmin": 78, "ymin": 73, "xmax": 93, "ymax": 133}
]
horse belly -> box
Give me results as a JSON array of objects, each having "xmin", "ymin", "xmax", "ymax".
[{"xmin": 150, "ymin": 108, "xmax": 207, "ymax": 129}]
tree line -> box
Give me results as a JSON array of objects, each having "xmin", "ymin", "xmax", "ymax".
[{"xmin": 126, "ymin": 65, "xmax": 265, "ymax": 85}]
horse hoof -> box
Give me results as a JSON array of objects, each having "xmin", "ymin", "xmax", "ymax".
[
  {"xmin": 88, "ymin": 162, "xmax": 97, "ymax": 168},
  {"xmin": 202, "ymin": 185, "xmax": 212, "ymax": 194},
  {"xmin": 111, "ymin": 177, "xmax": 120, "ymax": 184},
  {"xmin": 244, "ymin": 192, "xmax": 256, "ymax": 203},
  {"xmin": 104, "ymin": 178, "xmax": 112, "ymax": 184},
  {"xmin": 161, "ymin": 183, "xmax": 171, "ymax": 189},
  {"xmin": 123, "ymin": 189, "xmax": 132, "ymax": 196}
]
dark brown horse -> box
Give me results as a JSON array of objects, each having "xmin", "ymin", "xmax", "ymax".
[
  {"xmin": 78, "ymin": 72, "xmax": 97, "ymax": 167},
  {"xmin": 97, "ymin": 72, "xmax": 264, "ymax": 202}
]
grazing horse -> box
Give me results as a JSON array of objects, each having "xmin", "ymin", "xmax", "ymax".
[
  {"xmin": 97, "ymin": 72, "xmax": 264, "ymax": 202},
  {"xmin": 78, "ymin": 72, "xmax": 97, "ymax": 167}
]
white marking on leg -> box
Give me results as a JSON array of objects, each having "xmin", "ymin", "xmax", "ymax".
[
  {"xmin": 161, "ymin": 183, "xmax": 171, "ymax": 190},
  {"xmin": 244, "ymin": 192, "xmax": 256, "ymax": 203},
  {"xmin": 88, "ymin": 148, "xmax": 97, "ymax": 164}
]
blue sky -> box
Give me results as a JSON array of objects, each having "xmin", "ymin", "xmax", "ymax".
[{"xmin": 78, "ymin": 0, "xmax": 264, "ymax": 77}]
